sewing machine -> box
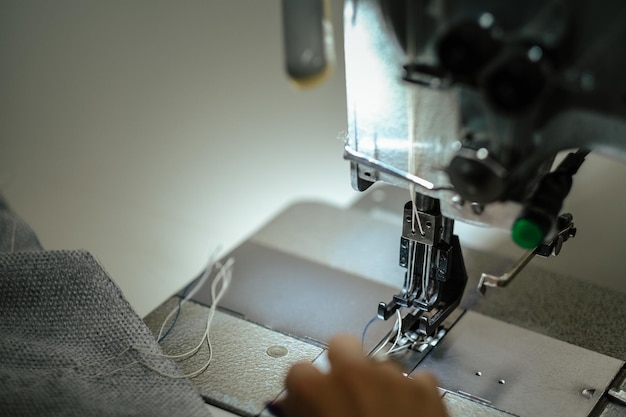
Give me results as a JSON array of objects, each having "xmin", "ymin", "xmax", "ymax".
[{"xmin": 145, "ymin": 1, "xmax": 626, "ymax": 416}]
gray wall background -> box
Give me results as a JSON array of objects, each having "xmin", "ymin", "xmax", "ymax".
[{"xmin": 1, "ymin": 0, "xmax": 624, "ymax": 317}]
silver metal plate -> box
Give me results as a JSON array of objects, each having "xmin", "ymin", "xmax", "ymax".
[
  {"xmin": 144, "ymin": 298, "xmax": 323, "ymax": 417},
  {"xmin": 415, "ymin": 311, "xmax": 624, "ymax": 417},
  {"xmin": 597, "ymin": 402, "xmax": 626, "ymax": 417},
  {"xmin": 442, "ymin": 391, "xmax": 517, "ymax": 417}
]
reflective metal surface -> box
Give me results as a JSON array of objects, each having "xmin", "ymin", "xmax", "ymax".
[
  {"xmin": 343, "ymin": 0, "xmax": 626, "ymax": 229},
  {"xmin": 597, "ymin": 402, "xmax": 626, "ymax": 417},
  {"xmin": 442, "ymin": 391, "xmax": 517, "ymax": 417},
  {"xmin": 145, "ymin": 201, "xmax": 626, "ymax": 416},
  {"xmin": 344, "ymin": 0, "xmax": 460, "ymax": 197},
  {"xmin": 416, "ymin": 311, "xmax": 624, "ymax": 417}
]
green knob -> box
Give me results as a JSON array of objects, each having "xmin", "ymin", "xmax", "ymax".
[{"xmin": 512, "ymin": 218, "xmax": 543, "ymax": 249}]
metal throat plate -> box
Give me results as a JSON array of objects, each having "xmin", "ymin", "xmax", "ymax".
[{"xmin": 415, "ymin": 311, "xmax": 624, "ymax": 417}]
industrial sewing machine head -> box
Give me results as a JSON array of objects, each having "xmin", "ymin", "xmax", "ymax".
[
  {"xmin": 283, "ymin": 0, "xmax": 626, "ymax": 342},
  {"xmin": 137, "ymin": 4, "xmax": 626, "ymax": 415}
]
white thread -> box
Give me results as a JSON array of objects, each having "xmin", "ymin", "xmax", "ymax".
[
  {"xmin": 156, "ymin": 247, "xmax": 221, "ymax": 341},
  {"xmin": 80, "ymin": 347, "xmax": 141, "ymax": 379},
  {"xmin": 370, "ymin": 332, "xmax": 392, "ymax": 358},
  {"xmin": 133, "ymin": 257, "xmax": 234, "ymax": 370},
  {"xmin": 95, "ymin": 359, "xmax": 141, "ymax": 378},
  {"xmin": 409, "ymin": 184, "xmax": 425, "ymax": 237},
  {"xmin": 387, "ymin": 343, "xmax": 411, "ymax": 355},
  {"xmin": 369, "ymin": 309, "xmax": 403, "ymax": 358},
  {"xmin": 79, "ymin": 345, "xmax": 132, "ymax": 370},
  {"xmin": 386, "ymin": 309, "xmax": 403, "ymax": 355},
  {"xmin": 85, "ymin": 256, "xmax": 234, "ymax": 380}
]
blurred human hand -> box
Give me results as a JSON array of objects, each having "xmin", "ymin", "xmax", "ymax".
[{"xmin": 269, "ymin": 335, "xmax": 448, "ymax": 417}]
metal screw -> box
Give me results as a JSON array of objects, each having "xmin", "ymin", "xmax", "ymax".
[
  {"xmin": 528, "ymin": 46, "xmax": 543, "ymax": 62},
  {"xmin": 266, "ymin": 345, "xmax": 288, "ymax": 358},
  {"xmin": 471, "ymin": 203, "xmax": 484, "ymax": 215},
  {"xmin": 478, "ymin": 12, "xmax": 494, "ymax": 29},
  {"xmin": 581, "ymin": 388, "xmax": 596, "ymax": 399}
]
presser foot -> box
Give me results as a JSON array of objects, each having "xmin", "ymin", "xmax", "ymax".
[
  {"xmin": 378, "ymin": 234, "xmax": 468, "ymax": 337},
  {"xmin": 369, "ymin": 308, "xmax": 466, "ymax": 374}
]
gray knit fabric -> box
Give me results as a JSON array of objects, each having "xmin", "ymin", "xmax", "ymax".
[{"xmin": 0, "ymin": 199, "xmax": 212, "ymax": 416}]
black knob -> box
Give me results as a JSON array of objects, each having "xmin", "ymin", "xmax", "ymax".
[
  {"xmin": 447, "ymin": 148, "xmax": 507, "ymax": 204},
  {"xmin": 482, "ymin": 51, "xmax": 546, "ymax": 113},
  {"xmin": 437, "ymin": 21, "xmax": 500, "ymax": 84}
]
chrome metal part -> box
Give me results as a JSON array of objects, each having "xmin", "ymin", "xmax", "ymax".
[
  {"xmin": 370, "ymin": 308, "xmax": 465, "ymax": 374},
  {"xmin": 477, "ymin": 214, "xmax": 577, "ymax": 294},
  {"xmin": 401, "ymin": 204, "xmax": 442, "ymax": 246},
  {"xmin": 344, "ymin": 0, "xmax": 626, "ymax": 229},
  {"xmin": 608, "ymin": 388, "xmax": 626, "ymax": 406},
  {"xmin": 380, "ymin": 196, "xmax": 467, "ymax": 334},
  {"xmin": 344, "ymin": 0, "xmax": 526, "ymax": 228},
  {"xmin": 144, "ymin": 298, "xmax": 323, "ymax": 417},
  {"xmin": 477, "ymin": 249, "xmax": 535, "ymax": 294},
  {"xmin": 344, "ymin": 0, "xmax": 460, "ymax": 196},
  {"xmin": 344, "ymin": 145, "xmax": 438, "ymax": 191},
  {"xmin": 596, "ymin": 402, "xmax": 626, "ymax": 417},
  {"xmin": 380, "ymin": 194, "xmax": 466, "ymax": 324},
  {"xmin": 416, "ymin": 311, "xmax": 624, "ymax": 417},
  {"xmin": 441, "ymin": 391, "xmax": 517, "ymax": 417}
]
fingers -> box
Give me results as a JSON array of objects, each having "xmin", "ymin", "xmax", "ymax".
[
  {"xmin": 327, "ymin": 334, "xmax": 402, "ymax": 375},
  {"xmin": 284, "ymin": 362, "xmax": 324, "ymax": 400},
  {"xmin": 326, "ymin": 334, "xmax": 399, "ymax": 378},
  {"xmin": 410, "ymin": 372, "xmax": 449, "ymax": 417},
  {"xmin": 325, "ymin": 335, "xmax": 408, "ymax": 416},
  {"xmin": 282, "ymin": 362, "xmax": 351, "ymax": 417},
  {"xmin": 326, "ymin": 334, "xmax": 364, "ymax": 366},
  {"xmin": 325, "ymin": 335, "xmax": 381, "ymax": 416},
  {"xmin": 279, "ymin": 363, "xmax": 322, "ymax": 417},
  {"xmin": 275, "ymin": 335, "xmax": 449, "ymax": 417},
  {"xmin": 279, "ymin": 337, "xmax": 373, "ymax": 417}
]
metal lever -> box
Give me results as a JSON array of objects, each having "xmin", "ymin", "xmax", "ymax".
[
  {"xmin": 343, "ymin": 145, "xmax": 437, "ymax": 190},
  {"xmin": 477, "ymin": 213, "xmax": 577, "ymax": 295},
  {"xmin": 477, "ymin": 249, "xmax": 535, "ymax": 295}
]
